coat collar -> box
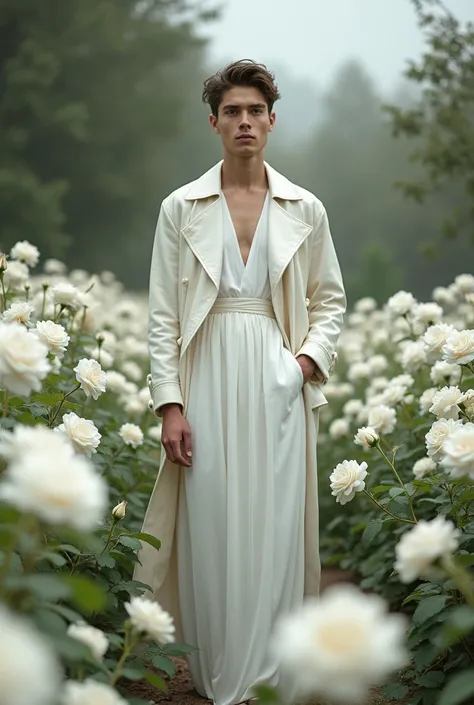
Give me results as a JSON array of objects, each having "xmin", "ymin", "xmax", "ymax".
[{"xmin": 184, "ymin": 160, "xmax": 304, "ymax": 201}]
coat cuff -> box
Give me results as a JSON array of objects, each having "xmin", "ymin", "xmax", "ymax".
[
  {"xmin": 296, "ymin": 341, "xmax": 332, "ymax": 383},
  {"xmin": 148, "ymin": 378, "xmax": 184, "ymax": 417}
]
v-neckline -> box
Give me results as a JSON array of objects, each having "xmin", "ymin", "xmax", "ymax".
[{"xmin": 222, "ymin": 192, "xmax": 268, "ymax": 269}]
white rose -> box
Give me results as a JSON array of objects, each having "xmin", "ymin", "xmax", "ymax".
[
  {"xmin": 66, "ymin": 622, "xmax": 109, "ymax": 661},
  {"xmin": 429, "ymin": 386, "xmax": 466, "ymax": 420},
  {"xmin": 0, "ymin": 605, "xmax": 62, "ymax": 705},
  {"xmin": 329, "ymin": 418, "xmax": 350, "ymax": 439},
  {"xmin": 441, "ymin": 423, "xmax": 474, "ymax": 481},
  {"xmin": 10, "ymin": 240, "xmax": 40, "ymax": 268},
  {"xmin": 423, "ymin": 323, "xmax": 455, "ymax": 356},
  {"xmin": 61, "ymin": 679, "xmax": 127, "ymax": 705},
  {"xmin": 270, "ymin": 584, "xmax": 408, "ymax": 704},
  {"xmin": 36, "ymin": 320, "xmax": 70, "ymax": 357},
  {"xmin": 122, "ymin": 395, "xmax": 148, "ymax": 416},
  {"xmin": 387, "ymin": 290, "xmax": 417, "ymax": 317},
  {"xmin": 112, "ymin": 500, "xmax": 127, "ymax": 520},
  {"xmin": 148, "ymin": 425, "xmax": 162, "ymax": 442},
  {"xmin": 367, "ymin": 355, "xmax": 388, "ymax": 375},
  {"xmin": 3, "ymin": 301, "xmax": 34, "ymax": 325},
  {"xmin": 125, "ymin": 596, "xmax": 175, "ymax": 645},
  {"xmin": 343, "ymin": 399, "xmax": 364, "ymax": 417},
  {"xmin": 391, "ymin": 374, "xmax": 415, "ymax": 388},
  {"xmin": 355, "ymin": 297, "xmax": 377, "ymax": 313},
  {"xmin": 120, "ymin": 360, "xmax": 143, "ymax": 382},
  {"xmin": 330, "ymin": 460, "xmax": 368, "ymax": 505},
  {"xmin": 419, "ymin": 388, "xmax": 438, "ymax": 415},
  {"xmin": 400, "ymin": 341, "xmax": 427, "ymax": 374},
  {"xmin": 87, "ymin": 346, "xmax": 114, "ymax": 369},
  {"xmin": 394, "ymin": 516, "xmax": 461, "ymax": 583},
  {"xmin": 3, "ymin": 261, "xmax": 29, "ymax": 290},
  {"xmin": 74, "ymin": 359, "xmax": 107, "ymax": 400},
  {"xmin": 442, "ymin": 329, "xmax": 474, "ymax": 365},
  {"xmin": 43, "ymin": 258, "xmax": 67, "ymax": 275},
  {"xmin": 119, "ymin": 423, "xmax": 144, "ymax": 448},
  {"xmin": 430, "ymin": 360, "xmax": 461, "ymax": 386},
  {"xmin": 425, "ymin": 418, "xmax": 463, "ymax": 461},
  {"xmin": 347, "ymin": 362, "xmax": 371, "ymax": 383},
  {"xmin": 380, "ymin": 385, "xmax": 407, "ymax": 407},
  {"xmin": 432, "ymin": 286, "xmax": 456, "ymax": 307},
  {"xmin": 454, "ymin": 273, "xmax": 474, "ymax": 294},
  {"xmin": 56, "ymin": 412, "xmax": 101, "ymax": 457},
  {"xmin": 464, "ymin": 389, "xmax": 474, "ymax": 418},
  {"xmin": 0, "ymin": 322, "xmax": 50, "ymax": 397},
  {"xmin": 412, "ymin": 456, "xmax": 437, "ymax": 480},
  {"xmin": 354, "ymin": 426, "xmax": 379, "ymax": 449},
  {"xmin": 0, "ymin": 427, "xmax": 107, "ymax": 531},
  {"xmin": 51, "ymin": 282, "xmax": 83, "ymax": 309},
  {"xmin": 368, "ymin": 405, "xmax": 397, "ymax": 435},
  {"xmin": 105, "ymin": 370, "xmax": 129, "ymax": 395}
]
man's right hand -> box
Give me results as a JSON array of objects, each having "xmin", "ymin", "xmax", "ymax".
[{"xmin": 160, "ymin": 404, "xmax": 193, "ymax": 467}]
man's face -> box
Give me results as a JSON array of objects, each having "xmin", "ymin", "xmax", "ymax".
[{"xmin": 209, "ymin": 86, "xmax": 275, "ymax": 157}]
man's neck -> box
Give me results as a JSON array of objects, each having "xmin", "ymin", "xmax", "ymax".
[{"xmin": 221, "ymin": 155, "xmax": 268, "ymax": 192}]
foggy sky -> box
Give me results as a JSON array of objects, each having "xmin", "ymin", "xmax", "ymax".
[{"xmin": 207, "ymin": 0, "xmax": 474, "ymax": 91}]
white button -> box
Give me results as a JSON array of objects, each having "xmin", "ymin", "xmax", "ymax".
[
  {"xmin": 305, "ymin": 298, "xmax": 310, "ymax": 308},
  {"xmin": 146, "ymin": 373, "xmax": 152, "ymax": 384},
  {"xmin": 177, "ymin": 337, "xmax": 183, "ymax": 347},
  {"xmin": 182, "ymin": 277, "xmax": 189, "ymax": 286}
]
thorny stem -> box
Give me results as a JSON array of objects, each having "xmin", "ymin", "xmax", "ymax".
[
  {"xmin": 110, "ymin": 625, "xmax": 140, "ymax": 686},
  {"xmin": 363, "ymin": 489, "xmax": 417, "ymax": 524},
  {"xmin": 0, "ymin": 274, "xmax": 7, "ymax": 313},
  {"xmin": 49, "ymin": 383, "xmax": 81, "ymax": 427}
]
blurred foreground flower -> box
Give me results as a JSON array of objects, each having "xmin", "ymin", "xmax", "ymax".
[
  {"xmin": 0, "ymin": 604, "xmax": 62, "ymax": 705},
  {"xmin": 3, "ymin": 301, "xmax": 34, "ymax": 325},
  {"xmin": 125, "ymin": 596, "xmax": 175, "ymax": 645},
  {"xmin": 61, "ymin": 679, "xmax": 127, "ymax": 705},
  {"xmin": 441, "ymin": 422, "xmax": 474, "ymax": 480},
  {"xmin": 394, "ymin": 516, "xmax": 461, "ymax": 583},
  {"xmin": 330, "ymin": 460, "xmax": 368, "ymax": 505},
  {"xmin": 10, "ymin": 240, "xmax": 40, "ymax": 268},
  {"xmin": 0, "ymin": 321, "xmax": 50, "ymax": 396},
  {"xmin": 66, "ymin": 622, "xmax": 109, "ymax": 661},
  {"xmin": 0, "ymin": 425, "xmax": 107, "ymax": 530},
  {"xmin": 270, "ymin": 584, "xmax": 408, "ymax": 703}
]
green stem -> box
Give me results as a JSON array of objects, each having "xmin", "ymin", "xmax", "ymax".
[
  {"xmin": 49, "ymin": 383, "xmax": 81, "ymax": 427},
  {"xmin": 363, "ymin": 490, "xmax": 417, "ymax": 524},
  {"xmin": 2, "ymin": 389, "xmax": 9, "ymax": 417},
  {"xmin": 40, "ymin": 287, "xmax": 47, "ymax": 319},
  {"xmin": 100, "ymin": 522, "xmax": 116, "ymax": 556},
  {"xmin": 0, "ymin": 274, "xmax": 7, "ymax": 313},
  {"xmin": 0, "ymin": 528, "xmax": 18, "ymax": 596},
  {"xmin": 376, "ymin": 444, "xmax": 418, "ymax": 523},
  {"xmin": 110, "ymin": 626, "xmax": 139, "ymax": 686},
  {"xmin": 53, "ymin": 304, "xmax": 66, "ymax": 323}
]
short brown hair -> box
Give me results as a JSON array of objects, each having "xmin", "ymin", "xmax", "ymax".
[{"xmin": 202, "ymin": 59, "xmax": 281, "ymax": 117}]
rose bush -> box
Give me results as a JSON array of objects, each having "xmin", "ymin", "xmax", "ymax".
[
  {"xmin": 315, "ymin": 275, "xmax": 474, "ymax": 705},
  {"xmin": 0, "ymin": 243, "xmax": 194, "ymax": 704}
]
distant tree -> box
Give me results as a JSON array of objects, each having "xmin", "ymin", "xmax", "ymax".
[
  {"xmin": 0, "ymin": 0, "xmax": 218, "ymax": 285},
  {"xmin": 386, "ymin": 0, "xmax": 474, "ymax": 243}
]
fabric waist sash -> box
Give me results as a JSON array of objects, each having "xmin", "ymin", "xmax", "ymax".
[{"xmin": 210, "ymin": 297, "xmax": 276, "ymax": 318}]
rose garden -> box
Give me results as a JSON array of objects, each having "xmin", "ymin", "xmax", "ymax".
[{"xmin": 0, "ymin": 240, "xmax": 473, "ymax": 705}]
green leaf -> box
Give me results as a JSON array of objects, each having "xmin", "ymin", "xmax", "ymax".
[
  {"xmin": 382, "ymin": 683, "xmax": 410, "ymax": 700},
  {"xmin": 122, "ymin": 666, "xmax": 146, "ymax": 681},
  {"xmin": 162, "ymin": 642, "xmax": 198, "ymax": 656},
  {"xmin": 61, "ymin": 575, "xmax": 107, "ymax": 613},
  {"xmin": 118, "ymin": 535, "xmax": 142, "ymax": 551},
  {"xmin": 144, "ymin": 671, "xmax": 167, "ymax": 691},
  {"xmin": 442, "ymin": 605, "xmax": 474, "ymax": 645},
  {"xmin": 413, "ymin": 595, "xmax": 448, "ymax": 626},
  {"xmin": 438, "ymin": 670, "xmax": 474, "ymax": 705},
  {"xmin": 389, "ymin": 487, "xmax": 405, "ymax": 498},
  {"xmin": 152, "ymin": 654, "xmax": 175, "ymax": 678},
  {"xmin": 414, "ymin": 670, "xmax": 445, "ymax": 687},
  {"xmin": 250, "ymin": 684, "xmax": 280, "ymax": 703},
  {"xmin": 97, "ymin": 552, "xmax": 116, "ymax": 569},
  {"xmin": 21, "ymin": 574, "xmax": 72, "ymax": 601},
  {"xmin": 361, "ymin": 517, "xmax": 384, "ymax": 547},
  {"xmin": 130, "ymin": 532, "xmax": 162, "ymax": 552}
]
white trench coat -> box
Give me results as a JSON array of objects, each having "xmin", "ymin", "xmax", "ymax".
[{"xmin": 135, "ymin": 161, "xmax": 346, "ymax": 642}]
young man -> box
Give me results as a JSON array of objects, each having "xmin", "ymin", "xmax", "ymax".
[{"xmin": 135, "ymin": 60, "xmax": 346, "ymax": 705}]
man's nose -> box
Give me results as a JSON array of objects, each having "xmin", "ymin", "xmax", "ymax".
[{"xmin": 239, "ymin": 112, "xmax": 252, "ymax": 128}]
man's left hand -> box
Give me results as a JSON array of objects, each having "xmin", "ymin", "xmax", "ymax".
[{"xmin": 296, "ymin": 354, "xmax": 319, "ymax": 383}]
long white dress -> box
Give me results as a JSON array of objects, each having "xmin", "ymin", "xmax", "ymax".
[{"xmin": 177, "ymin": 193, "xmax": 307, "ymax": 705}]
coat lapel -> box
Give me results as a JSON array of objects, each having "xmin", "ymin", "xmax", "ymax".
[{"xmin": 181, "ymin": 160, "xmax": 312, "ymax": 292}]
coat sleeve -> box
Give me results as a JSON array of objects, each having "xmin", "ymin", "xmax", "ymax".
[
  {"xmin": 296, "ymin": 204, "xmax": 346, "ymax": 384},
  {"xmin": 147, "ymin": 200, "xmax": 183, "ymax": 415}
]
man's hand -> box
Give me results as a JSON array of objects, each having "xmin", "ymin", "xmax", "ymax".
[
  {"xmin": 296, "ymin": 354, "xmax": 319, "ymax": 383},
  {"xmin": 160, "ymin": 404, "xmax": 193, "ymax": 467}
]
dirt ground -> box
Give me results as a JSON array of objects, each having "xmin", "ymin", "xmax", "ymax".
[{"xmin": 124, "ymin": 569, "xmax": 380, "ymax": 705}]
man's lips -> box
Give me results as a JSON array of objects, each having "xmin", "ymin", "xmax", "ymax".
[{"xmin": 236, "ymin": 134, "xmax": 254, "ymax": 140}]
